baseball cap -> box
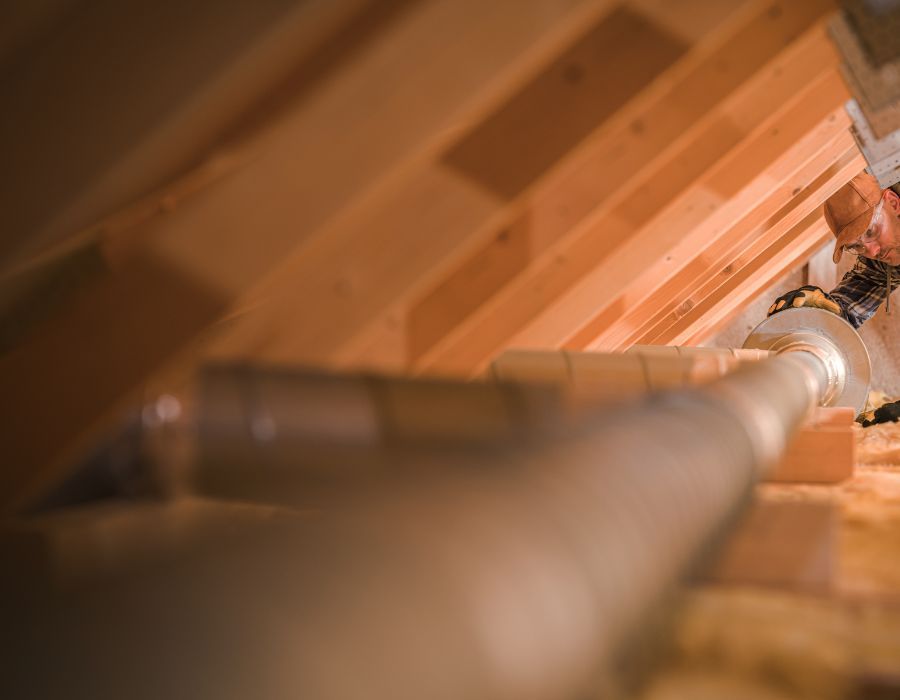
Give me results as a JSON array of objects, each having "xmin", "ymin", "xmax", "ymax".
[{"xmin": 825, "ymin": 172, "xmax": 884, "ymax": 263}]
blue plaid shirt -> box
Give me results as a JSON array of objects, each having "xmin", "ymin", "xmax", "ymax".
[{"xmin": 828, "ymin": 256, "xmax": 900, "ymax": 328}]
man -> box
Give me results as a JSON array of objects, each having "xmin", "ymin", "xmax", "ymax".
[{"xmin": 768, "ymin": 172, "xmax": 900, "ymax": 425}]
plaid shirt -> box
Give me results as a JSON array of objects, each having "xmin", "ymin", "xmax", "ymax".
[{"xmin": 828, "ymin": 256, "xmax": 900, "ymax": 328}]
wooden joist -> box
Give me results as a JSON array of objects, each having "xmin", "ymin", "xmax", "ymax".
[
  {"xmin": 0, "ymin": 0, "xmax": 624, "ymax": 514},
  {"xmin": 578, "ymin": 132, "xmax": 863, "ymax": 350},
  {"xmin": 0, "ymin": 0, "xmax": 867, "ymax": 513},
  {"xmin": 509, "ymin": 70, "xmax": 851, "ymax": 360},
  {"xmin": 418, "ymin": 29, "xmax": 848, "ymax": 376},
  {"xmin": 700, "ymin": 497, "xmax": 837, "ymax": 592},
  {"xmin": 353, "ymin": 2, "xmax": 838, "ymax": 374},
  {"xmin": 0, "ymin": 0, "xmax": 393, "ymax": 274},
  {"xmin": 206, "ymin": 0, "xmax": 700, "ymax": 367},
  {"xmin": 667, "ymin": 215, "xmax": 832, "ymax": 346}
]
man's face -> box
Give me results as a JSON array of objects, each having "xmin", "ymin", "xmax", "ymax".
[{"xmin": 850, "ymin": 193, "xmax": 900, "ymax": 266}]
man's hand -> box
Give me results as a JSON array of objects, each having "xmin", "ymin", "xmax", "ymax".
[
  {"xmin": 767, "ymin": 285, "xmax": 841, "ymax": 317},
  {"xmin": 859, "ymin": 400, "xmax": 900, "ymax": 427}
]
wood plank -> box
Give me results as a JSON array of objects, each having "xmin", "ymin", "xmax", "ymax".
[
  {"xmin": 808, "ymin": 406, "xmax": 856, "ymax": 428},
  {"xmin": 646, "ymin": 162, "xmax": 861, "ymax": 348},
  {"xmin": 579, "ymin": 133, "xmax": 859, "ymax": 350},
  {"xmin": 206, "ymin": 0, "xmax": 697, "ymax": 368},
  {"xmin": 0, "ymin": 251, "xmax": 227, "ymax": 514},
  {"xmin": 488, "ymin": 346, "xmax": 760, "ymax": 409},
  {"xmin": 524, "ymin": 75, "xmax": 851, "ymax": 355},
  {"xmin": 0, "ymin": 0, "xmax": 622, "ymax": 514},
  {"xmin": 665, "ymin": 216, "xmax": 834, "ymax": 346},
  {"xmin": 766, "ymin": 426, "xmax": 855, "ymax": 483},
  {"xmin": 629, "ymin": 0, "xmax": 751, "ymax": 43},
  {"xmin": 0, "ymin": 0, "xmax": 386, "ymax": 273},
  {"xmin": 146, "ymin": 0, "xmax": 622, "ymax": 302},
  {"xmin": 203, "ymin": 164, "xmax": 503, "ymax": 363},
  {"xmin": 418, "ymin": 57, "xmax": 848, "ymax": 376},
  {"xmin": 337, "ymin": 0, "xmax": 835, "ymax": 372},
  {"xmin": 699, "ymin": 497, "xmax": 836, "ymax": 592},
  {"xmin": 442, "ymin": 4, "xmax": 689, "ymax": 199}
]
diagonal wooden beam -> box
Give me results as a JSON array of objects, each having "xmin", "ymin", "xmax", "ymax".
[
  {"xmin": 206, "ymin": 0, "xmax": 701, "ymax": 367},
  {"xmin": 0, "ymin": 0, "xmax": 623, "ymax": 514},
  {"xmin": 670, "ymin": 215, "xmax": 835, "ymax": 347},
  {"xmin": 639, "ymin": 165, "xmax": 865, "ymax": 348},
  {"xmin": 616, "ymin": 153, "xmax": 864, "ymax": 348},
  {"xmin": 414, "ymin": 18, "xmax": 846, "ymax": 377},
  {"xmin": 575, "ymin": 131, "xmax": 862, "ymax": 350},
  {"xmin": 336, "ymin": 0, "xmax": 837, "ymax": 373},
  {"xmin": 0, "ymin": 0, "xmax": 402, "ymax": 274},
  {"xmin": 504, "ymin": 71, "xmax": 850, "ymax": 360}
]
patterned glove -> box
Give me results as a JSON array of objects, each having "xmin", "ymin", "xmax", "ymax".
[
  {"xmin": 859, "ymin": 400, "xmax": 900, "ymax": 427},
  {"xmin": 767, "ymin": 285, "xmax": 841, "ymax": 317}
]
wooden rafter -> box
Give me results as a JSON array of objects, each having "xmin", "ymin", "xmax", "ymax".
[
  {"xmin": 339, "ymin": 0, "xmax": 837, "ymax": 373},
  {"xmin": 0, "ymin": 0, "xmax": 621, "ymax": 513},
  {"xmin": 575, "ymin": 129, "xmax": 862, "ymax": 350},
  {"xmin": 206, "ymin": 0, "xmax": 695, "ymax": 367},
  {"xmin": 612, "ymin": 154, "xmax": 865, "ymax": 348},
  {"xmin": 502, "ymin": 70, "xmax": 850, "ymax": 360},
  {"xmin": 414, "ymin": 16, "xmax": 845, "ymax": 377}
]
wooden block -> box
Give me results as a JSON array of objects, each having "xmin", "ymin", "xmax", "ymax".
[
  {"xmin": 806, "ymin": 405, "xmax": 855, "ymax": 429},
  {"xmin": 766, "ymin": 422, "xmax": 856, "ymax": 484},
  {"xmin": 699, "ymin": 497, "xmax": 836, "ymax": 592},
  {"xmin": 489, "ymin": 349, "xmax": 572, "ymax": 385},
  {"xmin": 568, "ymin": 352, "xmax": 653, "ymax": 404}
]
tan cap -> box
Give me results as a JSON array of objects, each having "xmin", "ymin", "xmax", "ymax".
[{"xmin": 825, "ymin": 172, "xmax": 884, "ymax": 263}]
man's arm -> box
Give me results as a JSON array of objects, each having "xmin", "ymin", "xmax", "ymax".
[{"xmin": 828, "ymin": 257, "xmax": 896, "ymax": 329}]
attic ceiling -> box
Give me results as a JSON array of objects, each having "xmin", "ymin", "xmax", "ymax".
[{"xmin": 0, "ymin": 0, "xmax": 864, "ymax": 510}]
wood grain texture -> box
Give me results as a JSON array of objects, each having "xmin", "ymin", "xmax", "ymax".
[{"xmin": 418, "ymin": 44, "xmax": 846, "ymax": 376}]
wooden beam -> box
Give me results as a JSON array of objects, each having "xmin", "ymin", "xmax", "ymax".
[
  {"xmin": 643, "ymin": 157, "xmax": 861, "ymax": 348},
  {"xmin": 521, "ymin": 72, "xmax": 852, "ymax": 357},
  {"xmin": 340, "ymin": 1, "xmax": 836, "ymax": 373},
  {"xmin": 767, "ymin": 410, "xmax": 856, "ymax": 483},
  {"xmin": 664, "ymin": 217, "xmax": 832, "ymax": 346},
  {"xmin": 0, "ymin": 0, "xmax": 389, "ymax": 273},
  {"xmin": 417, "ymin": 34, "xmax": 848, "ymax": 376},
  {"xmin": 206, "ymin": 0, "xmax": 697, "ymax": 368},
  {"xmin": 700, "ymin": 497, "xmax": 836, "ymax": 592},
  {"xmin": 0, "ymin": 0, "xmax": 624, "ymax": 514},
  {"xmin": 578, "ymin": 133, "xmax": 861, "ymax": 350}
]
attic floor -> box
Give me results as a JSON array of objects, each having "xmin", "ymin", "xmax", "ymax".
[{"xmin": 641, "ymin": 423, "xmax": 900, "ymax": 700}]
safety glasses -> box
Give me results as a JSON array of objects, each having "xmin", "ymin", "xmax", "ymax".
[{"xmin": 843, "ymin": 198, "xmax": 887, "ymax": 256}]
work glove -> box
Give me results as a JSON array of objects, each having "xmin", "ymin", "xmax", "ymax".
[
  {"xmin": 767, "ymin": 285, "xmax": 841, "ymax": 317},
  {"xmin": 858, "ymin": 400, "xmax": 900, "ymax": 427}
]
